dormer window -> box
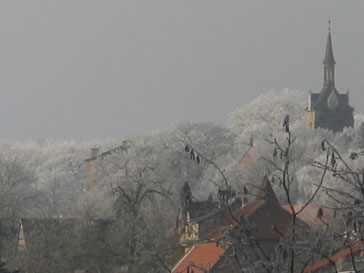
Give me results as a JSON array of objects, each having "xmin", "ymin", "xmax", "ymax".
[{"xmin": 327, "ymin": 90, "xmax": 339, "ymax": 110}]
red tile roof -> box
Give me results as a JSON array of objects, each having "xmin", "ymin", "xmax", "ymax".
[
  {"xmin": 166, "ymin": 225, "xmax": 176, "ymax": 237},
  {"xmin": 256, "ymin": 176, "xmax": 280, "ymax": 205},
  {"xmin": 205, "ymin": 204, "xmax": 295, "ymax": 240},
  {"xmin": 172, "ymin": 176, "xmax": 306, "ymax": 273},
  {"xmin": 204, "ymin": 200, "xmax": 263, "ymax": 239},
  {"xmin": 205, "ymin": 176, "xmax": 296, "ymax": 240},
  {"xmin": 239, "ymin": 146, "xmax": 256, "ymax": 167},
  {"xmin": 172, "ymin": 201, "xmax": 294, "ymax": 273},
  {"xmin": 282, "ymin": 204, "xmax": 332, "ymax": 230},
  {"xmin": 303, "ymin": 241, "xmax": 364, "ymax": 272},
  {"xmin": 171, "ymin": 242, "xmax": 229, "ymax": 273},
  {"xmin": 246, "ymin": 201, "xmax": 293, "ymax": 239}
]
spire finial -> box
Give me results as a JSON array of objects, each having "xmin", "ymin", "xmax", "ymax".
[{"xmin": 323, "ymin": 21, "xmax": 335, "ymax": 65}]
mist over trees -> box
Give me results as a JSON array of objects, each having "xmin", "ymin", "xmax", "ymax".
[{"xmin": 1, "ymin": 89, "xmax": 364, "ymax": 272}]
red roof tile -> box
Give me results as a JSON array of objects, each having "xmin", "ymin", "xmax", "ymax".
[
  {"xmin": 205, "ymin": 201, "xmax": 295, "ymax": 240},
  {"xmin": 171, "ymin": 242, "xmax": 229, "ymax": 273},
  {"xmin": 166, "ymin": 225, "xmax": 176, "ymax": 237},
  {"xmin": 239, "ymin": 146, "xmax": 256, "ymax": 167},
  {"xmin": 256, "ymin": 176, "xmax": 280, "ymax": 205},
  {"xmin": 172, "ymin": 176, "xmax": 303, "ymax": 273},
  {"xmin": 281, "ymin": 204, "xmax": 332, "ymax": 230},
  {"xmin": 247, "ymin": 202, "xmax": 293, "ymax": 239},
  {"xmin": 303, "ymin": 241, "xmax": 364, "ymax": 272},
  {"xmin": 205, "ymin": 177, "xmax": 296, "ymax": 240},
  {"xmin": 204, "ymin": 200, "xmax": 263, "ymax": 239}
]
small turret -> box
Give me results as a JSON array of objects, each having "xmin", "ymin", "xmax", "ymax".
[{"xmin": 181, "ymin": 181, "xmax": 192, "ymax": 206}]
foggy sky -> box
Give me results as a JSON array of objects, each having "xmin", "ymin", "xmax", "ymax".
[{"xmin": 0, "ymin": 1, "xmax": 363, "ymax": 140}]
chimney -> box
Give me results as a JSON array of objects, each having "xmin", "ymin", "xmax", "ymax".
[
  {"xmin": 90, "ymin": 148, "xmax": 99, "ymax": 158},
  {"xmin": 121, "ymin": 140, "xmax": 132, "ymax": 150}
]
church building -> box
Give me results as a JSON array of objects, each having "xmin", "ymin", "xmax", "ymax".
[{"xmin": 306, "ymin": 25, "xmax": 354, "ymax": 132}]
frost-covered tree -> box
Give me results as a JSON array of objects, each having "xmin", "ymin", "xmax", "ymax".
[
  {"xmin": 0, "ymin": 144, "xmax": 39, "ymax": 266},
  {"xmin": 96, "ymin": 137, "xmax": 174, "ymax": 272},
  {"xmin": 162, "ymin": 121, "xmax": 235, "ymax": 197},
  {"xmin": 0, "ymin": 146, "xmax": 37, "ymax": 218},
  {"xmin": 0, "ymin": 87, "xmax": 363, "ymax": 272},
  {"xmin": 228, "ymin": 89, "xmax": 306, "ymax": 147}
]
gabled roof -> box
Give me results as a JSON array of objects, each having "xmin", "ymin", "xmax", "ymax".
[
  {"xmin": 204, "ymin": 200, "xmax": 264, "ymax": 239},
  {"xmin": 303, "ymin": 241, "xmax": 364, "ymax": 272},
  {"xmin": 311, "ymin": 85, "xmax": 350, "ymax": 109},
  {"xmin": 239, "ymin": 146, "xmax": 256, "ymax": 167},
  {"xmin": 18, "ymin": 218, "xmax": 115, "ymax": 253},
  {"xmin": 282, "ymin": 203, "xmax": 333, "ymax": 230},
  {"xmin": 185, "ymin": 200, "xmax": 220, "ymax": 220},
  {"xmin": 172, "ymin": 176, "xmax": 315, "ymax": 273},
  {"xmin": 205, "ymin": 177, "xmax": 295, "ymax": 240},
  {"xmin": 237, "ymin": 201, "xmax": 293, "ymax": 240},
  {"xmin": 171, "ymin": 242, "xmax": 229, "ymax": 273},
  {"xmin": 19, "ymin": 218, "xmax": 79, "ymax": 251},
  {"xmin": 256, "ymin": 176, "xmax": 280, "ymax": 206},
  {"xmin": 166, "ymin": 225, "xmax": 176, "ymax": 238},
  {"xmin": 84, "ymin": 145, "xmax": 128, "ymax": 162}
]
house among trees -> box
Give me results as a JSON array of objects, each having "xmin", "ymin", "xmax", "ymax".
[
  {"xmin": 171, "ymin": 176, "xmax": 315, "ymax": 273},
  {"xmin": 239, "ymin": 143, "xmax": 256, "ymax": 168},
  {"xmin": 84, "ymin": 140, "xmax": 131, "ymax": 191},
  {"xmin": 85, "ymin": 141, "xmax": 132, "ymax": 174},
  {"xmin": 174, "ymin": 182, "xmax": 240, "ymax": 250},
  {"xmin": 14, "ymin": 218, "xmax": 120, "ymax": 273},
  {"xmin": 306, "ymin": 23, "xmax": 354, "ymax": 132}
]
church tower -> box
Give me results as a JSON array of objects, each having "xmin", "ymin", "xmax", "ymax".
[{"xmin": 306, "ymin": 23, "xmax": 354, "ymax": 132}]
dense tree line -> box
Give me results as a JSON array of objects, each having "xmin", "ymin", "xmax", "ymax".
[{"xmin": 0, "ymin": 89, "xmax": 364, "ymax": 272}]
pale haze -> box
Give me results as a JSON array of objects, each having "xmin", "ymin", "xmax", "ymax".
[{"xmin": 0, "ymin": 1, "xmax": 363, "ymax": 140}]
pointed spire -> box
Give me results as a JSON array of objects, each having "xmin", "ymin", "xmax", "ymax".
[
  {"xmin": 181, "ymin": 181, "xmax": 192, "ymax": 205},
  {"xmin": 182, "ymin": 181, "xmax": 191, "ymax": 193},
  {"xmin": 323, "ymin": 21, "xmax": 336, "ymax": 65}
]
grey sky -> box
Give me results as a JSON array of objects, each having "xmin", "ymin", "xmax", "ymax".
[{"xmin": 0, "ymin": 1, "xmax": 363, "ymax": 140}]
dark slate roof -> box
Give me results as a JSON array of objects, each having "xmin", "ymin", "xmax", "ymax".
[
  {"xmin": 17, "ymin": 218, "xmax": 121, "ymax": 273},
  {"xmin": 19, "ymin": 218, "xmax": 79, "ymax": 258},
  {"xmin": 182, "ymin": 181, "xmax": 191, "ymax": 193},
  {"xmin": 310, "ymin": 85, "xmax": 351, "ymax": 111},
  {"xmin": 19, "ymin": 218, "xmax": 115, "ymax": 253},
  {"xmin": 0, "ymin": 219, "xmax": 20, "ymax": 259},
  {"xmin": 312, "ymin": 85, "xmax": 338, "ymax": 109},
  {"xmin": 323, "ymin": 30, "xmax": 336, "ymax": 65},
  {"xmin": 185, "ymin": 200, "xmax": 220, "ymax": 220},
  {"xmin": 309, "ymin": 93, "xmax": 319, "ymax": 107}
]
